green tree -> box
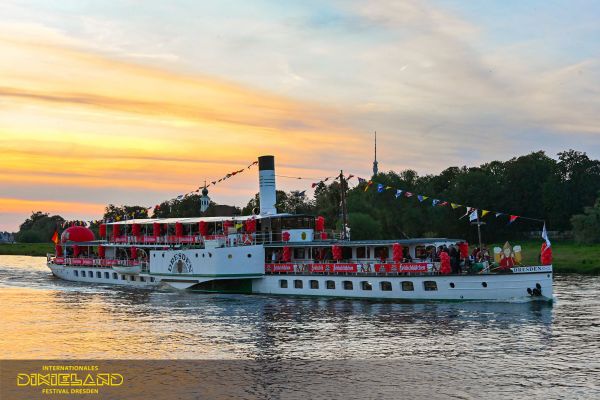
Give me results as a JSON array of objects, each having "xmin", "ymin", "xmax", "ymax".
[
  {"xmin": 571, "ymin": 195, "xmax": 600, "ymax": 243},
  {"xmin": 16, "ymin": 211, "xmax": 65, "ymax": 243}
]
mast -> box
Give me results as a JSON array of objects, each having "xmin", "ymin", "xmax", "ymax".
[
  {"xmin": 339, "ymin": 170, "xmax": 349, "ymax": 240},
  {"xmin": 372, "ymin": 131, "xmax": 379, "ymax": 176}
]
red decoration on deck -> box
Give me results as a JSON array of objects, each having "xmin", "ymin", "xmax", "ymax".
[
  {"xmin": 199, "ymin": 221, "xmax": 208, "ymax": 236},
  {"xmin": 55, "ymin": 244, "xmax": 63, "ymax": 257},
  {"xmin": 282, "ymin": 246, "xmax": 291, "ymax": 262},
  {"xmin": 282, "ymin": 231, "xmax": 290, "ymax": 242},
  {"xmin": 459, "ymin": 242, "xmax": 469, "ymax": 259},
  {"xmin": 131, "ymin": 246, "xmax": 137, "ymax": 259},
  {"xmin": 320, "ymin": 231, "xmax": 328, "ymax": 240},
  {"xmin": 99, "ymin": 224, "xmax": 106, "ymax": 238},
  {"xmin": 132, "ymin": 223, "xmax": 141, "ymax": 237},
  {"xmin": 392, "ymin": 243, "xmax": 403, "ymax": 262},
  {"xmin": 332, "ymin": 245, "xmax": 343, "ymax": 261},
  {"xmin": 175, "ymin": 222, "xmax": 183, "ymax": 237},
  {"xmin": 153, "ymin": 222, "xmax": 161, "ymax": 237},
  {"xmin": 245, "ymin": 218, "xmax": 256, "ymax": 233},
  {"xmin": 112, "ymin": 224, "xmax": 121, "ymax": 240},
  {"xmin": 73, "ymin": 244, "xmax": 80, "ymax": 257},
  {"xmin": 61, "ymin": 226, "xmax": 95, "ymax": 243},
  {"xmin": 315, "ymin": 216, "xmax": 325, "ymax": 232},
  {"xmin": 440, "ymin": 251, "xmax": 451, "ymax": 274},
  {"xmin": 98, "ymin": 245, "xmax": 105, "ymax": 258},
  {"xmin": 541, "ymin": 242, "xmax": 553, "ymax": 265}
]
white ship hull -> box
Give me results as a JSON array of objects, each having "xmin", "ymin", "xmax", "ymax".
[{"xmin": 48, "ymin": 259, "xmax": 553, "ymax": 302}]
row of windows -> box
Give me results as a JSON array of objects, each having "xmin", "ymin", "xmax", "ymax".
[
  {"xmin": 279, "ymin": 279, "xmax": 439, "ymax": 291},
  {"xmin": 152, "ymin": 252, "xmax": 252, "ymax": 259},
  {"xmin": 73, "ymin": 270, "xmax": 155, "ymax": 283}
]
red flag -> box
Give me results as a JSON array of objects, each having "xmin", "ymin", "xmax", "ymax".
[
  {"xmin": 51, "ymin": 230, "xmax": 59, "ymax": 245},
  {"xmin": 509, "ymin": 215, "xmax": 519, "ymax": 224}
]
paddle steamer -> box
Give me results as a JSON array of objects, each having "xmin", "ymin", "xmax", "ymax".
[{"xmin": 47, "ymin": 156, "xmax": 553, "ymax": 301}]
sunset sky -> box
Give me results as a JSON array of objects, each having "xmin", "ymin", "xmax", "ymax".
[{"xmin": 1, "ymin": 0, "xmax": 599, "ymax": 231}]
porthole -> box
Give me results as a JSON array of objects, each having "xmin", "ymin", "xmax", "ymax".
[
  {"xmin": 209, "ymin": 253, "xmax": 212, "ymax": 258},
  {"xmin": 247, "ymin": 254, "xmax": 252, "ymax": 258},
  {"xmin": 162, "ymin": 253, "xmax": 165, "ymax": 258},
  {"xmin": 228, "ymin": 254, "xmax": 233, "ymax": 259},
  {"xmin": 153, "ymin": 254, "xmax": 156, "ymax": 258},
  {"xmin": 202, "ymin": 253, "xmax": 205, "ymax": 258},
  {"xmin": 195, "ymin": 253, "xmax": 198, "ymax": 258},
  {"xmin": 482, "ymin": 282, "xmax": 488, "ymax": 288},
  {"xmin": 449, "ymin": 282, "xmax": 455, "ymax": 288}
]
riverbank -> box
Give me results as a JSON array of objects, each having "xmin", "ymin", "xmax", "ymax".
[
  {"xmin": 0, "ymin": 241, "xmax": 598, "ymax": 274},
  {"xmin": 0, "ymin": 243, "xmax": 54, "ymax": 257}
]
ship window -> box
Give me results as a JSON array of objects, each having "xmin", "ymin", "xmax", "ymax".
[
  {"xmin": 89, "ymin": 271, "xmax": 94, "ymax": 277},
  {"xmin": 380, "ymin": 281, "xmax": 392, "ymax": 291},
  {"xmin": 247, "ymin": 254, "xmax": 252, "ymax": 258},
  {"xmin": 195, "ymin": 254, "xmax": 198, "ymax": 258},
  {"xmin": 279, "ymin": 279, "xmax": 288, "ymax": 288},
  {"xmin": 356, "ymin": 247, "xmax": 371, "ymax": 259},
  {"xmin": 415, "ymin": 245, "xmax": 427, "ymax": 259},
  {"xmin": 228, "ymin": 254, "xmax": 232, "ymax": 259},
  {"xmin": 82, "ymin": 271, "xmax": 86, "ymax": 277},
  {"xmin": 140, "ymin": 276, "xmax": 146, "ymax": 282},
  {"xmin": 104, "ymin": 272, "xmax": 109, "ymax": 279},
  {"xmin": 113, "ymin": 273, "xmax": 118, "ymax": 279},
  {"xmin": 162, "ymin": 253, "xmax": 165, "ymax": 258},
  {"xmin": 293, "ymin": 248, "xmax": 306, "ymax": 259},
  {"xmin": 424, "ymin": 281, "xmax": 438, "ymax": 291},
  {"xmin": 343, "ymin": 281, "xmax": 353, "ymax": 290},
  {"xmin": 482, "ymin": 282, "xmax": 488, "ymax": 288},
  {"xmin": 203, "ymin": 253, "xmax": 205, "ymax": 258},
  {"xmin": 326, "ymin": 280, "xmax": 335, "ymax": 289},
  {"xmin": 401, "ymin": 281, "xmax": 414, "ymax": 291},
  {"xmin": 74, "ymin": 270, "xmax": 79, "ymax": 277},
  {"xmin": 121, "ymin": 275, "xmax": 126, "ymax": 280},
  {"xmin": 294, "ymin": 280, "xmax": 303, "ymax": 289},
  {"xmin": 361, "ymin": 281, "xmax": 373, "ymax": 291},
  {"xmin": 310, "ymin": 280, "xmax": 319, "ymax": 289},
  {"xmin": 96, "ymin": 271, "xmax": 102, "ymax": 278},
  {"xmin": 150, "ymin": 277, "xmax": 155, "ymax": 283},
  {"xmin": 449, "ymin": 282, "xmax": 455, "ymax": 288},
  {"xmin": 209, "ymin": 253, "xmax": 212, "ymax": 258},
  {"xmin": 130, "ymin": 276, "xmax": 136, "ymax": 281}
]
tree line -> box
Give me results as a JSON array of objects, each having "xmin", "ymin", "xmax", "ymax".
[{"xmin": 14, "ymin": 150, "xmax": 600, "ymax": 244}]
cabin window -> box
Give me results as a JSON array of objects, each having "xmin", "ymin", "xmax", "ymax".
[
  {"xmin": 74, "ymin": 270, "xmax": 79, "ymax": 277},
  {"xmin": 140, "ymin": 276, "xmax": 146, "ymax": 282},
  {"xmin": 415, "ymin": 245, "xmax": 427, "ymax": 259},
  {"xmin": 130, "ymin": 276, "xmax": 136, "ymax": 281},
  {"xmin": 82, "ymin": 271, "xmax": 86, "ymax": 277},
  {"xmin": 247, "ymin": 254, "xmax": 252, "ymax": 258},
  {"xmin": 326, "ymin": 280, "xmax": 335, "ymax": 290},
  {"xmin": 104, "ymin": 272, "xmax": 109, "ymax": 279},
  {"xmin": 375, "ymin": 246, "xmax": 389, "ymax": 261},
  {"xmin": 96, "ymin": 271, "xmax": 102, "ymax": 278},
  {"xmin": 401, "ymin": 281, "xmax": 414, "ymax": 291},
  {"xmin": 361, "ymin": 281, "xmax": 373, "ymax": 291},
  {"xmin": 424, "ymin": 281, "xmax": 438, "ymax": 291},
  {"xmin": 482, "ymin": 282, "xmax": 488, "ymax": 288},
  {"xmin": 150, "ymin": 277, "xmax": 155, "ymax": 283},
  {"xmin": 121, "ymin": 275, "xmax": 126, "ymax": 280},
  {"xmin": 293, "ymin": 248, "xmax": 306, "ymax": 259},
  {"xmin": 89, "ymin": 271, "xmax": 94, "ymax": 278},
  {"xmin": 279, "ymin": 279, "xmax": 288, "ymax": 288},
  {"xmin": 294, "ymin": 280, "xmax": 303, "ymax": 289},
  {"xmin": 310, "ymin": 280, "xmax": 319, "ymax": 289},
  {"xmin": 343, "ymin": 281, "xmax": 353, "ymax": 290},
  {"xmin": 380, "ymin": 281, "xmax": 392, "ymax": 291},
  {"xmin": 113, "ymin": 273, "xmax": 118, "ymax": 280},
  {"xmin": 355, "ymin": 246, "xmax": 371, "ymax": 259},
  {"xmin": 449, "ymin": 282, "xmax": 455, "ymax": 288}
]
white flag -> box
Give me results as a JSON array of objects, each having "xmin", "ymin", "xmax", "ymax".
[
  {"xmin": 542, "ymin": 223, "xmax": 551, "ymax": 247},
  {"xmin": 469, "ymin": 210, "xmax": 478, "ymax": 222}
]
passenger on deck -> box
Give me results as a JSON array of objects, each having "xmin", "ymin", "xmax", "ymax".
[{"xmin": 449, "ymin": 245, "xmax": 460, "ymax": 274}]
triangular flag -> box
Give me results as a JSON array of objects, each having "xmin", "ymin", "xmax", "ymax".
[
  {"xmin": 508, "ymin": 215, "xmax": 519, "ymax": 224},
  {"xmin": 311, "ymin": 182, "xmax": 318, "ymax": 188},
  {"xmin": 481, "ymin": 210, "xmax": 490, "ymax": 217},
  {"xmin": 377, "ymin": 184, "xmax": 384, "ymax": 193},
  {"xmin": 495, "ymin": 212, "xmax": 502, "ymax": 217},
  {"xmin": 51, "ymin": 230, "xmax": 59, "ymax": 245},
  {"xmin": 395, "ymin": 190, "xmax": 403, "ymax": 198},
  {"xmin": 469, "ymin": 210, "xmax": 478, "ymax": 222},
  {"xmin": 450, "ymin": 203, "xmax": 460, "ymax": 209},
  {"xmin": 385, "ymin": 186, "xmax": 393, "ymax": 190},
  {"xmin": 439, "ymin": 201, "xmax": 448, "ymax": 207},
  {"xmin": 364, "ymin": 181, "xmax": 373, "ymax": 192},
  {"xmin": 405, "ymin": 192, "xmax": 413, "ymax": 198},
  {"xmin": 432, "ymin": 199, "xmax": 440, "ymax": 206},
  {"xmin": 542, "ymin": 223, "xmax": 551, "ymax": 247},
  {"xmin": 417, "ymin": 195, "xmax": 428, "ymax": 202}
]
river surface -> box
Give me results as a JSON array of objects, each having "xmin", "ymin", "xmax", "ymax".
[{"xmin": 1, "ymin": 255, "xmax": 599, "ymax": 398}]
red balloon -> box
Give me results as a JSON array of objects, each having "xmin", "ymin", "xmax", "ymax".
[
  {"xmin": 98, "ymin": 245, "xmax": 105, "ymax": 258},
  {"xmin": 55, "ymin": 244, "xmax": 63, "ymax": 257},
  {"xmin": 392, "ymin": 243, "xmax": 403, "ymax": 262},
  {"xmin": 175, "ymin": 222, "xmax": 184, "ymax": 237},
  {"xmin": 61, "ymin": 226, "xmax": 95, "ymax": 243},
  {"xmin": 199, "ymin": 221, "xmax": 208, "ymax": 236},
  {"xmin": 440, "ymin": 252, "xmax": 451, "ymax": 274},
  {"xmin": 99, "ymin": 224, "xmax": 106, "ymax": 238},
  {"xmin": 153, "ymin": 222, "xmax": 161, "ymax": 237},
  {"xmin": 315, "ymin": 216, "xmax": 325, "ymax": 232},
  {"xmin": 282, "ymin": 246, "xmax": 291, "ymax": 262}
]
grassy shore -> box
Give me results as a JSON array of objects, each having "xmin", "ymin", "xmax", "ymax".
[
  {"xmin": 0, "ymin": 240, "xmax": 599, "ymax": 274},
  {"xmin": 0, "ymin": 243, "xmax": 54, "ymax": 257}
]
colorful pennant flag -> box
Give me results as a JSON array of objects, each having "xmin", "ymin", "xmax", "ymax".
[
  {"xmin": 509, "ymin": 215, "xmax": 519, "ymax": 224},
  {"xmin": 377, "ymin": 184, "xmax": 384, "ymax": 193},
  {"xmin": 469, "ymin": 209, "xmax": 478, "ymax": 222},
  {"xmin": 432, "ymin": 199, "xmax": 440, "ymax": 206},
  {"xmin": 450, "ymin": 203, "xmax": 461, "ymax": 209},
  {"xmin": 395, "ymin": 189, "xmax": 403, "ymax": 198},
  {"xmin": 364, "ymin": 181, "xmax": 373, "ymax": 192},
  {"xmin": 481, "ymin": 210, "xmax": 490, "ymax": 217}
]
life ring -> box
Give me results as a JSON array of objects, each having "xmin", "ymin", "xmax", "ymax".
[{"xmin": 242, "ymin": 234, "xmax": 253, "ymax": 245}]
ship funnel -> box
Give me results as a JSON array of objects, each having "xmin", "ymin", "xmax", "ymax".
[{"xmin": 258, "ymin": 155, "xmax": 277, "ymax": 215}]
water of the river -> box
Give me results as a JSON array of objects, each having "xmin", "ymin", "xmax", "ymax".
[{"xmin": 1, "ymin": 255, "xmax": 599, "ymax": 398}]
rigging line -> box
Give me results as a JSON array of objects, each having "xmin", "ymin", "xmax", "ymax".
[{"xmin": 276, "ymin": 174, "xmax": 334, "ymax": 180}]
